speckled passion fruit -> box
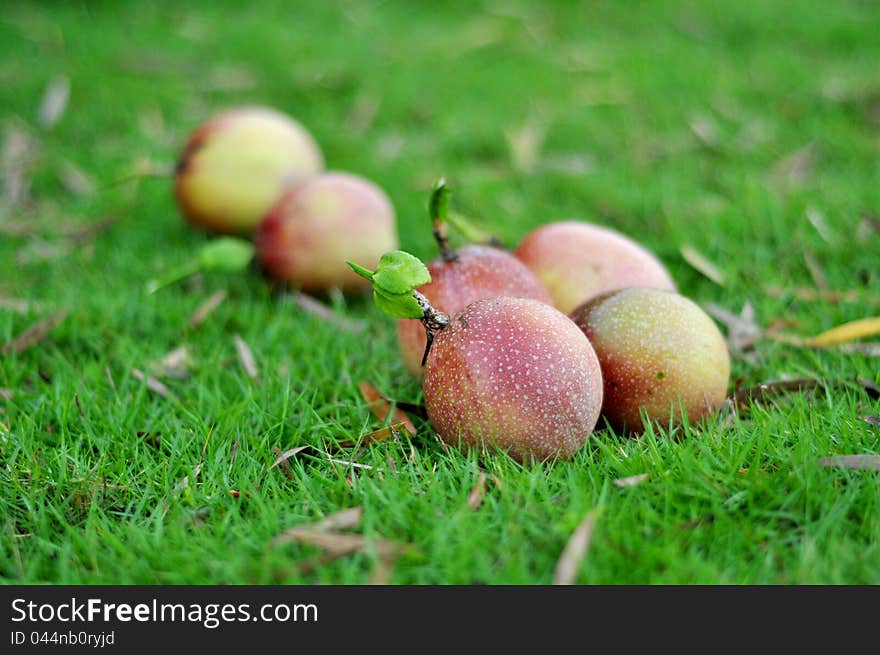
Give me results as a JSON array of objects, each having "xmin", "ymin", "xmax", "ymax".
[
  {"xmin": 175, "ymin": 106, "xmax": 324, "ymax": 235},
  {"xmin": 255, "ymin": 172, "xmax": 397, "ymax": 293},
  {"xmin": 423, "ymin": 296, "xmax": 603, "ymax": 462},
  {"xmin": 514, "ymin": 221, "xmax": 676, "ymax": 314},
  {"xmin": 396, "ymin": 180, "xmax": 551, "ymax": 376},
  {"xmin": 569, "ymin": 287, "xmax": 730, "ymax": 434},
  {"xmin": 396, "ymin": 244, "xmax": 552, "ymax": 376}
]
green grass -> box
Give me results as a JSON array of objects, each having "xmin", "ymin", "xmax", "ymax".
[{"xmin": 1, "ymin": 0, "xmax": 879, "ymax": 584}]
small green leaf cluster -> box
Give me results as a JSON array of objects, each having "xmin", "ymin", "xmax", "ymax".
[{"xmin": 347, "ymin": 251, "xmax": 432, "ymax": 319}]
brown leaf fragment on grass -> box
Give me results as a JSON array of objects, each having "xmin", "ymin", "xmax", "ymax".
[
  {"xmin": 553, "ymin": 509, "xmax": 599, "ymax": 585},
  {"xmin": 173, "ymin": 462, "xmax": 203, "ymax": 496},
  {"xmin": 467, "ymin": 472, "xmax": 488, "ymax": 510},
  {"xmin": 59, "ymin": 160, "xmax": 95, "ymax": 196},
  {"xmin": 37, "ymin": 75, "xmax": 70, "ymax": 129},
  {"xmin": 67, "ymin": 214, "xmax": 118, "ymax": 246},
  {"xmin": 358, "ymin": 381, "xmax": 417, "ymax": 435},
  {"xmin": 0, "ymin": 388, "xmax": 13, "ymax": 400},
  {"xmin": 0, "ymin": 219, "xmax": 41, "ymax": 237},
  {"xmin": 233, "ymin": 334, "xmax": 258, "ymax": 379},
  {"xmin": 188, "ymin": 289, "xmax": 227, "ymax": 327},
  {"xmin": 0, "ymin": 297, "xmax": 42, "ymax": 314},
  {"xmin": 301, "ymin": 507, "xmax": 364, "ymax": 534},
  {"xmin": 346, "ymin": 93, "xmax": 380, "ymax": 134},
  {"xmin": 310, "ymin": 533, "xmax": 402, "ymax": 563},
  {"xmin": 806, "ymin": 207, "xmax": 834, "ymax": 243},
  {"xmin": 292, "ymin": 292, "xmax": 365, "ymax": 334},
  {"xmin": 689, "ymin": 113, "xmax": 720, "ymax": 149},
  {"xmin": 860, "ymin": 212, "xmax": 880, "ymax": 236},
  {"xmin": 858, "ymin": 378, "xmax": 880, "ymax": 400},
  {"xmin": 271, "ymin": 447, "xmax": 296, "ymax": 480},
  {"xmin": 138, "ymin": 107, "xmax": 175, "ymax": 147},
  {"xmin": 680, "ymin": 245, "xmax": 726, "ymax": 286},
  {"xmin": 15, "ymin": 239, "xmax": 72, "ymax": 265},
  {"xmin": 131, "ymin": 368, "xmax": 172, "ymax": 399},
  {"xmin": 325, "ymin": 455, "xmax": 377, "ymax": 471},
  {"xmin": 104, "ymin": 366, "xmax": 116, "ymax": 391},
  {"xmin": 860, "ymin": 416, "xmax": 880, "ymax": 429},
  {"xmin": 152, "ymin": 345, "xmax": 192, "ymax": 379},
  {"xmin": 703, "ymin": 301, "xmax": 762, "ymax": 356},
  {"xmin": 613, "ymin": 472, "xmax": 649, "ymax": 488},
  {"xmin": 540, "ymin": 153, "xmax": 596, "ymax": 176},
  {"xmin": 2, "ymin": 124, "xmax": 38, "ymax": 208},
  {"xmin": 269, "ymin": 506, "xmax": 403, "ymax": 557},
  {"xmin": 803, "ymin": 252, "xmax": 829, "ymax": 292},
  {"xmin": 766, "ymin": 143, "xmax": 816, "ymax": 194},
  {"xmin": 2, "ymin": 308, "xmax": 69, "ymax": 355},
  {"xmin": 337, "ymin": 423, "xmax": 407, "ymax": 449},
  {"xmin": 505, "ymin": 124, "xmax": 545, "ymax": 173},
  {"xmin": 274, "ymin": 531, "xmax": 403, "ymax": 565},
  {"xmin": 838, "ymin": 343, "xmax": 880, "ymax": 356},
  {"xmin": 369, "ymin": 555, "xmax": 397, "ymax": 585},
  {"xmin": 269, "ymin": 445, "xmax": 310, "ymax": 471},
  {"xmin": 817, "ymin": 455, "xmax": 880, "ymax": 472},
  {"xmin": 727, "ymin": 378, "xmax": 822, "ymax": 411}
]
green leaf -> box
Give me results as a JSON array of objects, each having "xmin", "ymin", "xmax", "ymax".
[
  {"xmin": 372, "ymin": 287, "xmax": 424, "ymax": 319},
  {"xmin": 371, "ymin": 250, "xmax": 432, "ymax": 295},
  {"xmin": 429, "ymin": 177, "xmax": 450, "ymax": 224},
  {"xmin": 346, "ymin": 261, "xmax": 375, "ymax": 281},
  {"xmin": 197, "ymin": 237, "xmax": 255, "ymax": 272}
]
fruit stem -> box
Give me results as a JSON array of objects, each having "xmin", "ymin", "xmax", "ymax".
[
  {"xmin": 414, "ymin": 290, "xmax": 450, "ymax": 366},
  {"xmin": 429, "ymin": 178, "xmax": 458, "ymax": 263},
  {"xmin": 346, "ymin": 250, "xmax": 450, "ymax": 366},
  {"xmin": 447, "ymin": 210, "xmax": 504, "ymax": 248}
]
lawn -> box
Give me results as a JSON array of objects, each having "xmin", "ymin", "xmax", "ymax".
[{"xmin": 1, "ymin": 0, "xmax": 878, "ymax": 585}]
